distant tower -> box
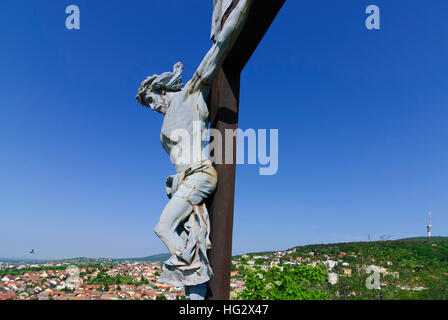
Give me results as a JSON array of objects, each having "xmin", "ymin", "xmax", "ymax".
[{"xmin": 427, "ymin": 211, "xmax": 432, "ymax": 237}]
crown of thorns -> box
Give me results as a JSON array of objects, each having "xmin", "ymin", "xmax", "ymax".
[{"xmin": 140, "ymin": 62, "xmax": 184, "ymax": 93}]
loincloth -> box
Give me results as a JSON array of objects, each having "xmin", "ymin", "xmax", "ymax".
[
  {"xmin": 166, "ymin": 160, "xmax": 217, "ymax": 205},
  {"xmin": 159, "ymin": 160, "xmax": 218, "ymax": 287}
]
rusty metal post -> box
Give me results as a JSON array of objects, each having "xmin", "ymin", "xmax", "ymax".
[{"xmin": 206, "ymin": 65, "xmax": 241, "ymax": 300}]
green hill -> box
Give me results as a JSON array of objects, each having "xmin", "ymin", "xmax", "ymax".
[
  {"xmin": 234, "ymin": 239, "xmax": 448, "ymax": 300},
  {"xmin": 39, "ymin": 253, "xmax": 171, "ymax": 265},
  {"xmin": 398, "ymin": 236, "xmax": 448, "ymax": 242},
  {"xmin": 114, "ymin": 253, "xmax": 170, "ymax": 263}
]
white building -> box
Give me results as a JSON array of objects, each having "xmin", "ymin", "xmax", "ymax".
[
  {"xmin": 328, "ymin": 273, "xmax": 339, "ymax": 285},
  {"xmin": 323, "ymin": 260, "xmax": 338, "ymax": 271}
]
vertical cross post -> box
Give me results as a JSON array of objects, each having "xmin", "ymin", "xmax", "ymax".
[
  {"xmin": 206, "ymin": 0, "xmax": 286, "ymax": 300},
  {"xmin": 207, "ymin": 65, "xmax": 241, "ymax": 300}
]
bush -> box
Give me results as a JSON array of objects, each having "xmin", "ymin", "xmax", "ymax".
[{"xmin": 236, "ymin": 259, "xmax": 329, "ymax": 300}]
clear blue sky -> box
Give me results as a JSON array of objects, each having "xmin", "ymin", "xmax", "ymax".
[{"xmin": 1, "ymin": 0, "xmax": 447, "ymax": 259}]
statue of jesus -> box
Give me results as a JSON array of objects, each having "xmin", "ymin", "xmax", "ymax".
[{"xmin": 136, "ymin": 0, "xmax": 253, "ymax": 300}]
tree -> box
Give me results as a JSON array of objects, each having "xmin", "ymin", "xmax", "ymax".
[
  {"xmin": 335, "ymin": 276, "xmax": 351, "ymax": 300},
  {"xmin": 236, "ymin": 259, "xmax": 329, "ymax": 300}
]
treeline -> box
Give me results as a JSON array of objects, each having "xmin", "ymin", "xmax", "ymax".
[{"xmin": 0, "ymin": 266, "xmax": 67, "ymax": 277}]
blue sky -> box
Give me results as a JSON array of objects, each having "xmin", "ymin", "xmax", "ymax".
[{"xmin": 0, "ymin": 0, "xmax": 447, "ymax": 259}]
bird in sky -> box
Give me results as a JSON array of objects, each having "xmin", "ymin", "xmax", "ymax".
[{"xmin": 29, "ymin": 249, "xmax": 35, "ymax": 254}]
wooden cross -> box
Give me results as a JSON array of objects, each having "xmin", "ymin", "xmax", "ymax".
[{"xmin": 206, "ymin": 0, "xmax": 286, "ymax": 300}]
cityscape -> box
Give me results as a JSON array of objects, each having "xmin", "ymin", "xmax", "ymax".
[{"xmin": 1, "ymin": 235, "xmax": 447, "ymax": 300}]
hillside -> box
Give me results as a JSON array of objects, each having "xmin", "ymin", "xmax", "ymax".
[
  {"xmin": 398, "ymin": 236, "xmax": 448, "ymax": 242},
  {"xmin": 0, "ymin": 258, "xmax": 48, "ymax": 264},
  {"xmin": 233, "ymin": 238, "xmax": 448, "ymax": 300},
  {"xmin": 55, "ymin": 253, "xmax": 171, "ymax": 265},
  {"xmin": 114, "ymin": 253, "xmax": 171, "ymax": 263},
  {"xmin": 0, "ymin": 253, "xmax": 171, "ymax": 265}
]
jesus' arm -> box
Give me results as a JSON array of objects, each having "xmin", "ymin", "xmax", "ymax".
[{"xmin": 188, "ymin": 0, "xmax": 253, "ymax": 94}]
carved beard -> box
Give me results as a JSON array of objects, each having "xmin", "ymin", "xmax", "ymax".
[
  {"xmin": 153, "ymin": 94, "xmax": 169, "ymax": 114},
  {"xmin": 154, "ymin": 103, "xmax": 168, "ymax": 114}
]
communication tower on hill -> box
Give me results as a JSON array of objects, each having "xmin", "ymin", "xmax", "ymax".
[{"xmin": 427, "ymin": 211, "xmax": 432, "ymax": 237}]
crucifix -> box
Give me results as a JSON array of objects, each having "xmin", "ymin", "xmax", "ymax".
[{"xmin": 136, "ymin": 0, "xmax": 285, "ymax": 300}]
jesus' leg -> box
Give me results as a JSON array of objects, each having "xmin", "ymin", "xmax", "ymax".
[{"xmin": 155, "ymin": 197, "xmax": 193, "ymax": 256}]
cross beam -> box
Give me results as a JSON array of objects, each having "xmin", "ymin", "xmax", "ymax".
[{"xmin": 206, "ymin": 0, "xmax": 286, "ymax": 300}]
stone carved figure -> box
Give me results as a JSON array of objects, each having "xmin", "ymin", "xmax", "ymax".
[
  {"xmin": 136, "ymin": 0, "xmax": 252, "ymax": 300},
  {"xmin": 211, "ymin": 0, "xmax": 234, "ymax": 41}
]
